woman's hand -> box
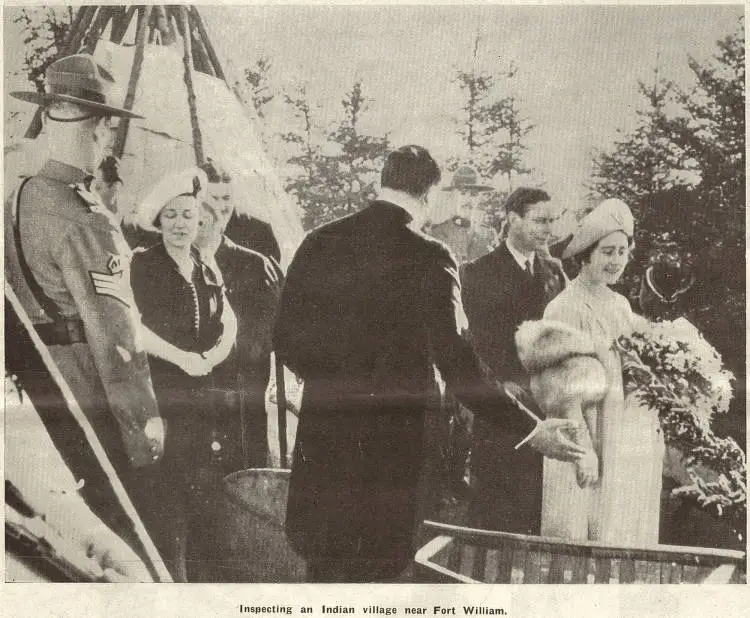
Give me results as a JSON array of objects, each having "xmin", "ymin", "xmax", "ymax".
[
  {"xmin": 575, "ymin": 449, "xmax": 599, "ymax": 488},
  {"xmin": 177, "ymin": 351, "xmax": 212, "ymax": 377}
]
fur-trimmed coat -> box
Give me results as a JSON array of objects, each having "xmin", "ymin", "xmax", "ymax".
[{"xmin": 515, "ymin": 319, "xmax": 609, "ymax": 423}]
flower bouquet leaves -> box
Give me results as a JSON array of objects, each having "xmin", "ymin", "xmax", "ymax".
[{"xmin": 615, "ymin": 317, "xmax": 746, "ymax": 535}]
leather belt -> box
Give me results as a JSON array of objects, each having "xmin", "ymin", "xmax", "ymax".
[{"xmin": 35, "ymin": 319, "xmax": 87, "ymax": 346}]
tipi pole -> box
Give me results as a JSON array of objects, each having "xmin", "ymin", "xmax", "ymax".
[
  {"xmin": 66, "ymin": 5, "xmax": 98, "ymax": 55},
  {"xmin": 177, "ymin": 5, "xmax": 205, "ymax": 166},
  {"xmin": 82, "ymin": 6, "xmax": 112, "ymax": 54},
  {"xmin": 189, "ymin": 7, "xmax": 227, "ymax": 83},
  {"xmin": 112, "ymin": 5, "xmax": 153, "ymax": 159},
  {"xmin": 111, "ymin": 6, "xmax": 137, "ymax": 44}
]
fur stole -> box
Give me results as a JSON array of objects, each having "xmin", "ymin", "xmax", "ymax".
[{"xmin": 515, "ymin": 320, "xmax": 609, "ymax": 418}]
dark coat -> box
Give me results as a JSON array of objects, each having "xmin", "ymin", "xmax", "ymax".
[
  {"xmin": 273, "ymin": 201, "xmax": 536, "ymax": 571},
  {"xmin": 460, "ymin": 242, "xmax": 566, "ymax": 534},
  {"xmin": 225, "ymin": 212, "xmax": 281, "ymax": 264},
  {"xmin": 211, "ymin": 236, "xmax": 282, "ymax": 469},
  {"xmin": 130, "ymin": 243, "xmax": 230, "ymax": 578}
]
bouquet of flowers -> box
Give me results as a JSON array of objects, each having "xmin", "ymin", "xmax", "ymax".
[{"xmin": 616, "ymin": 317, "xmax": 746, "ymax": 532}]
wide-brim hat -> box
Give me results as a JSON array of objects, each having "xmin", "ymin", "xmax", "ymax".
[
  {"xmin": 11, "ymin": 54, "xmax": 144, "ymax": 119},
  {"xmin": 136, "ymin": 168, "xmax": 208, "ymax": 232},
  {"xmin": 442, "ymin": 165, "xmax": 494, "ymax": 192},
  {"xmin": 562, "ymin": 198, "xmax": 634, "ymax": 259}
]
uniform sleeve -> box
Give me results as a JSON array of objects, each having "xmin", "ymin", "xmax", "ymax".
[
  {"xmin": 56, "ymin": 220, "xmax": 160, "ymax": 467},
  {"xmin": 423, "ymin": 249, "xmax": 537, "ymax": 439}
]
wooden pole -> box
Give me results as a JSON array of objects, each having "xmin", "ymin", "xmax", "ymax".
[
  {"xmin": 58, "ymin": 6, "xmax": 85, "ymax": 53},
  {"xmin": 177, "ymin": 5, "xmax": 205, "ymax": 166},
  {"xmin": 66, "ymin": 5, "xmax": 98, "ymax": 56},
  {"xmin": 111, "ymin": 5, "xmax": 153, "ymax": 159},
  {"xmin": 275, "ymin": 357, "xmax": 289, "ymax": 468},
  {"xmin": 190, "ymin": 7, "xmax": 227, "ymax": 83},
  {"xmin": 82, "ymin": 7, "xmax": 111, "ymax": 54},
  {"xmin": 110, "ymin": 7, "xmax": 136, "ymax": 44},
  {"xmin": 188, "ymin": 14, "xmax": 216, "ymax": 77}
]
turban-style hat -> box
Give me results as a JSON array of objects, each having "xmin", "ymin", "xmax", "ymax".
[
  {"xmin": 562, "ymin": 198, "xmax": 634, "ymax": 259},
  {"xmin": 136, "ymin": 168, "xmax": 207, "ymax": 232}
]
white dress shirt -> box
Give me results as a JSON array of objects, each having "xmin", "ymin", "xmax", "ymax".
[{"xmin": 505, "ymin": 238, "xmax": 536, "ymax": 275}]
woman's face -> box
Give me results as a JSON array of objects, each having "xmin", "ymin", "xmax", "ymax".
[
  {"xmin": 158, "ymin": 195, "xmax": 199, "ymax": 249},
  {"xmin": 582, "ymin": 231, "xmax": 631, "ymax": 286}
]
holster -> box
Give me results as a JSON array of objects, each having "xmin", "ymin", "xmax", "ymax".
[{"xmin": 35, "ymin": 319, "xmax": 87, "ymax": 347}]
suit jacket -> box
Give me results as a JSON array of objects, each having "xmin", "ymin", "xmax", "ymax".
[
  {"xmin": 225, "ymin": 211, "xmax": 281, "ymax": 264},
  {"xmin": 213, "ymin": 236, "xmax": 282, "ymax": 383},
  {"xmin": 461, "ymin": 243, "xmax": 567, "ymax": 384},
  {"xmin": 460, "ymin": 242, "xmax": 566, "ymax": 534},
  {"xmin": 273, "ymin": 200, "xmax": 536, "ymax": 566},
  {"xmin": 211, "ymin": 236, "xmax": 282, "ymax": 469}
]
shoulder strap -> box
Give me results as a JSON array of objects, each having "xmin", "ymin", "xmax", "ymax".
[{"xmin": 12, "ymin": 177, "xmax": 64, "ymax": 321}]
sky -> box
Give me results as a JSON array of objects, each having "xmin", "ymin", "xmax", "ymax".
[
  {"xmin": 4, "ymin": 3, "xmax": 744, "ymax": 215},
  {"xmin": 201, "ymin": 3, "xmax": 743, "ymax": 212}
]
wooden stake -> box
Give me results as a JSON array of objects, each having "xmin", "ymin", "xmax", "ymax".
[
  {"xmin": 112, "ymin": 5, "xmax": 153, "ymax": 159},
  {"xmin": 177, "ymin": 5, "xmax": 205, "ymax": 166}
]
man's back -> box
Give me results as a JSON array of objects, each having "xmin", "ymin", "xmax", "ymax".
[{"xmin": 275, "ymin": 200, "xmax": 452, "ymax": 397}]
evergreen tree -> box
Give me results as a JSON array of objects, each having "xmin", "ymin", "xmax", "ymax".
[
  {"xmin": 589, "ymin": 67, "xmax": 689, "ymax": 208},
  {"xmin": 281, "ymin": 81, "xmax": 389, "ymax": 229},
  {"xmin": 11, "ymin": 6, "xmax": 73, "ymax": 92},
  {"xmin": 243, "ymin": 56, "xmax": 275, "ymax": 119},
  {"xmin": 451, "ymin": 38, "xmax": 534, "ymax": 189},
  {"xmin": 588, "ymin": 19, "xmax": 745, "ymax": 446}
]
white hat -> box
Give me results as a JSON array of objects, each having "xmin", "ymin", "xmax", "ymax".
[
  {"xmin": 136, "ymin": 167, "xmax": 208, "ymax": 232},
  {"xmin": 562, "ymin": 198, "xmax": 634, "ymax": 259}
]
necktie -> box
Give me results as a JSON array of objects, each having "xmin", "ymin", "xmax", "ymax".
[{"xmin": 525, "ymin": 259, "xmax": 533, "ymax": 277}]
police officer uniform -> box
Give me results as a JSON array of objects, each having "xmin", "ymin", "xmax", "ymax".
[{"xmin": 6, "ymin": 55, "xmax": 162, "ymax": 539}]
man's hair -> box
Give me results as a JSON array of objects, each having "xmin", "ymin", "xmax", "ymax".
[
  {"xmin": 200, "ymin": 157, "xmax": 232, "ymax": 184},
  {"xmin": 381, "ymin": 145, "xmax": 441, "ymax": 198},
  {"xmin": 505, "ymin": 187, "xmax": 551, "ymax": 217}
]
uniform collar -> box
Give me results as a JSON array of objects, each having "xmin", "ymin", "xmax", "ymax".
[{"xmin": 38, "ymin": 159, "xmax": 91, "ymax": 185}]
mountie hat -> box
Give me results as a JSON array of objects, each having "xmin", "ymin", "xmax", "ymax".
[
  {"xmin": 562, "ymin": 198, "xmax": 634, "ymax": 259},
  {"xmin": 11, "ymin": 54, "xmax": 144, "ymax": 119},
  {"xmin": 136, "ymin": 168, "xmax": 208, "ymax": 232},
  {"xmin": 442, "ymin": 166, "xmax": 494, "ymax": 192}
]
